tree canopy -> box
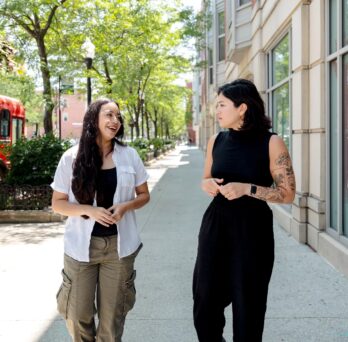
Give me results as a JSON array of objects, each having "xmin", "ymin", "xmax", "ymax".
[{"xmin": 0, "ymin": 0, "xmax": 202, "ymax": 139}]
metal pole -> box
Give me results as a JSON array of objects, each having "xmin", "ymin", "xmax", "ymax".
[{"xmin": 85, "ymin": 57, "xmax": 93, "ymax": 106}]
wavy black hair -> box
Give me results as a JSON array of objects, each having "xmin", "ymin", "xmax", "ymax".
[
  {"xmin": 71, "ymin": 98, "xmax": 125, "ymax": 208},
  {"xmin": 218, "ymin": 79, "xmax": 272, "ymax": 132}
]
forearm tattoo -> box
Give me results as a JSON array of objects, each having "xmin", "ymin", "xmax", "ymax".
[{"xmin": 254, "ymin": 152, "xmax": 296, "ymax": 203}]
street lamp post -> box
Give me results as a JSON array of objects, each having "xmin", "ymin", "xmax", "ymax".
[{"xmin": 82, "ymin": 38, "xmax": 95, "ymax": 106}]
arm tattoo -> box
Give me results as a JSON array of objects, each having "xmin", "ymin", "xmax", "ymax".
[
  {"xmin": 252, "ymin": 152, "xmax": 296, "ymax": 203},
  {"xmin": 275, "ymin": 152, "xmax": 296, "ymax": 191}
]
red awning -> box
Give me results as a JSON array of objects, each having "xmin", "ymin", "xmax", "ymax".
[{"xmin": 0, "ymin": 95, "xmax": 25, "ymax": 119}]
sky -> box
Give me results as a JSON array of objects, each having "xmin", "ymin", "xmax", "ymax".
[{"xmin": 185, "ymin": 0, "xmax": 201, "ymax": 13}]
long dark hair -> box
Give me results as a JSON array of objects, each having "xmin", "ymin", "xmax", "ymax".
[
  {"xmin": 71, "ymin": 98, "xmax": 125, "ymax": 207},
  {"xmin": 218, "ymin": 79, "xmax": 272, "ymax": 132}
]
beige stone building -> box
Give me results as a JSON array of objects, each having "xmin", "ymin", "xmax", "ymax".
[{"xmin": 193, "ymin": 0, "xmax": 348, "ymax": 276}]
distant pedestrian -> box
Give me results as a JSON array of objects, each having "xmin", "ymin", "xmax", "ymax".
[
  {"xmin": 51, "ymin": 98, "xmax": 150, "ymax": 341},
  {"xmin": 193, "ymin": 79, "xmax": 295, "ymax": 342}
]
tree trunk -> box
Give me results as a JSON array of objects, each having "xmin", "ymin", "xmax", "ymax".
[
  {"xmin": 145, "ymin": 107, "xmax": 150, "ymax": 139},
  {"xmin": 160, "ymin": 115, "xmax": 164, "ymax": 138},
  {"xmin": 151, "ymin": 108, "xmax": 158, "ymax": 138},
  {"xmin": 36, "ymin": 35, "xmax": 53, "ymax": 134},
  {"xmin": 165, "ymin": 121, "xmax": 170, "ymax": 139},
  {"xmin": 141, "ymin": 108, "xmax": 144, "ymax": 137},
  {"xmin": 103, "ymin": 58, "xmax": 113, "ymax": 94}
]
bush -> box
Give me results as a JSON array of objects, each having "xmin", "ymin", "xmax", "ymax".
[
  {"xmin": 5, "ymin": 134, "xmax": 71, "ymax": 186},
  {"xmin": 129, "ymin": 138, "xmax": 149, "ymax": 150},
  {"xmin": 164, "ymin": 139, "xmax": 175, "ymax": 148},
  {"xmin": 130, "ymin": 145, "xmax": 147, "ymax": 162},
  {"xmin": 149, "ymin": 138, "xmax": 164, "ymax": 151}
]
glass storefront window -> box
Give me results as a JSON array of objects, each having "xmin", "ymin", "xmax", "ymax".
[
  {"xmin": 269, "ymin": 34, "xmax": 291, "ymax": 150},
  {"xmin": 272, "ymin": 35, "xmax": 289, "ymax": 86},
  {"xmin": 273, "ymin": 83, "xmax": 290, "ymax": 147},
  {"xmin": 330, "ymin": 0, "xmax": 338, "ymax": 54},
  {"xmin": 344, "ymin": 0, "xmax": 348, "ymax": 47},
  {"xmin": 330, "ymin": 60, "xmax": 338, "ymax": 231},
  {"xmin": 343, "ymin": 54, "xmax": 348, "ymax": 235}
]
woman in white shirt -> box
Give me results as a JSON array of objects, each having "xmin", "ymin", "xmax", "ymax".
[{"xmin": 51, "ymin": 98, "xmax": 150, "ymax": 342}]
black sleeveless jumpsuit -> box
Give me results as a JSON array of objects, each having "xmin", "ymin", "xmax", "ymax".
[{"xmin": 193, "ymin": 129, "xmax": 275, "ymax": 342}]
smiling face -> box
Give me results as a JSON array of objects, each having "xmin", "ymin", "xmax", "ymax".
[
  {"xmin": 216, "ymin": 93, "xmax": 246, "ymax": 130},
  {"xmin": 97, "ymin": 102, "xmax": 121, "ymax": 144}
]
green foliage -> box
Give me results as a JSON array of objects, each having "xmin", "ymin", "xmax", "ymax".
[
  {"xmin": 0, "ymin": 0, "xmax": 201, "ymax": 137},
  {"xmin": 132, "ymin": 146, "xmax": 148, "ymax": 162},
  {"xmin": 129, "ymin": 138, "xmax": 149, "ymax": 150},
  {"xmin": 129, "ymin": 138, "xmax": 149, "ymax": 161},
  {"xmin": 5, "ymin": 134, "xmax": 71, "ymax": 185},
  {"xmin": 0, "ymin": 73, "xmax": 43, "ymax": 124},
  {"xmin": 149, "ymin": 137, "xmax": 164, "ymax": 151},
  {"xmin": 129, "ymin": 137, "xmax": 175, "ymax": 161}
]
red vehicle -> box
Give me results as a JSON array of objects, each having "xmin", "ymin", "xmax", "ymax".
[{"xmin": 0, "ymin": 95, "xmax": 25, "ymax": 176}]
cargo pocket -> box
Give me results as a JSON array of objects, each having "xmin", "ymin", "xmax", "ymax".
[
  {"xmin": 56, "ymin": 269, "xmax": 72, "ymax": 319},
  {"xmin": 123, "ymin": 270, "xmax": 136, "ymax": 315}
]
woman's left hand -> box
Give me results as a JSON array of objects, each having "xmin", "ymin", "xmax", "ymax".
[
  {"xmin": 219, "ymin": 182, "xmax": 249, "ymax": 201},
  {"xmin": 108, "ymin": 203, "xmax": 128, "ymax": 223}
]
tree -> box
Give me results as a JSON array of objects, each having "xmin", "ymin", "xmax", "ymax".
[
  {"xmin": 0, "ymin": 31, "xmax": 43, "ymax": 127},
  {"xmin": 0, "ymin": 0, "xmax": 68, "ymax": 133}
]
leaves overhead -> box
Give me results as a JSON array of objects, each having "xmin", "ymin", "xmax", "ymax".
[{"xmin": 0, "ymin": 0, "xmax": 204, "ymax": 138}]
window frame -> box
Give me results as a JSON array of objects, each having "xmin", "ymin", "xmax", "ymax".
[
  {"xmin": 326, "ymin": 0, "xmax": 348, "ymax": 245},
  {"xmin": 266, "ymin": 31, "xmax": 293, "ymax": 154}
]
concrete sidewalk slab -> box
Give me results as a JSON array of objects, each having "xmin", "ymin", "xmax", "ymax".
[{"xmin": 1, "ymin": 146, "xmax": 348, "ymax": 341}]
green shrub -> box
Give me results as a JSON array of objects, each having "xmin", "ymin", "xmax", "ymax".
[
  {"xmin": 130, "ymin": 145, "xmax": 147, "ymax": 162},
  {"xmin": 129, "ymin": 138, "xmax": 149, "ymax": 150},
  {"xmin": 149, "ymin": 138, "xmax": 164, "ymax": 151},
  {"xmin": 5, "ymin": 134, "xmax": 71, "ymax": 186},
  {"xmin": 164, "ymin": 139, "xmax": 175, "ymax": 148}
]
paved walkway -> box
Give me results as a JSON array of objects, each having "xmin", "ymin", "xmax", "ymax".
[{"xmin": 1, "ymin": 146, "xmax": 348, "ymax": 341}]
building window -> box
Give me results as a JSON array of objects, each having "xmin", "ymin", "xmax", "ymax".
[
  {"xmin": 328, "ymin": 0, "xmax": 348, "ymax": 238},
  {"xmin": 267, "ymin": 33, "xmax": 291, "ymax": 149},
  {"xmin": 238, "ymin": 0, "xmax": 251, "ymax": 7},
  {"xmin": 218, "ymin": 11, "xmax": 225, "ymax": 62},
  {"xmin": 208, "ymin": 48, "xmax": 213, "ymax": 84}
]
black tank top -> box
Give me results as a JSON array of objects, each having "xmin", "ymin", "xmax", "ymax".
[
  {"xmin": 92, "ymin": 167, "xmax": 118, "ymax": 237},
  {"xmin": 212, "ymin": 129, "xmax": 275, "ymax": 191}
]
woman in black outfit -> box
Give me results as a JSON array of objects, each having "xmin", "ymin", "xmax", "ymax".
[{"xmin": 193, "ymin": 79, "xmax": 295, "ymax": 342}]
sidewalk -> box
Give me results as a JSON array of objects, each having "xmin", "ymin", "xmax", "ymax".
[{"xmin": 1, "ymin": 146, "xmax": 348, "ymax": 341}]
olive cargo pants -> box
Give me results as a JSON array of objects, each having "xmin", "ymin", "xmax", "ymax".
[{"xmin": 56, "ymin": 236, "xmax": 140, "ymax": 342}]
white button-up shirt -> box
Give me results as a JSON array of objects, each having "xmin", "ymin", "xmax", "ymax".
[{"xmin": 51, "ymin": 143, "xmax": 149, "ymax": 261}]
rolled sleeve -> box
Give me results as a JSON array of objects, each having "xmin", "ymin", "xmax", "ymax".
[
  {"xmin": 51, "ymin": 150, "xmax": 73, "ymax": 194},
  {"xmin": 131, "ymin": 148, "xmax": 149, "ymax": 187}
]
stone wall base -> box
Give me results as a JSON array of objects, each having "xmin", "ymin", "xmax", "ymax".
[{"xmin": 0, "ymin": 210, "xmax": 65, "ymax": 223}]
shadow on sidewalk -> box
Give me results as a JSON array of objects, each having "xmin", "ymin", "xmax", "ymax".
[
  {"xmin": 0, "ymin": 222, "xmax": 64, "ymax": 245},
  {"xmin": 35, "ymin": 315, "xmax": 70, "ymax": 342}
]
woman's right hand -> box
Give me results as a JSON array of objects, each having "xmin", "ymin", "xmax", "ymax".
[
  {"xmin": 88, "ymin": 206, "xmax": 116, "ymax": 227},
  {"xmin": 201, "ymin": 178, "xmax": 224, "ymax": 197}
]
